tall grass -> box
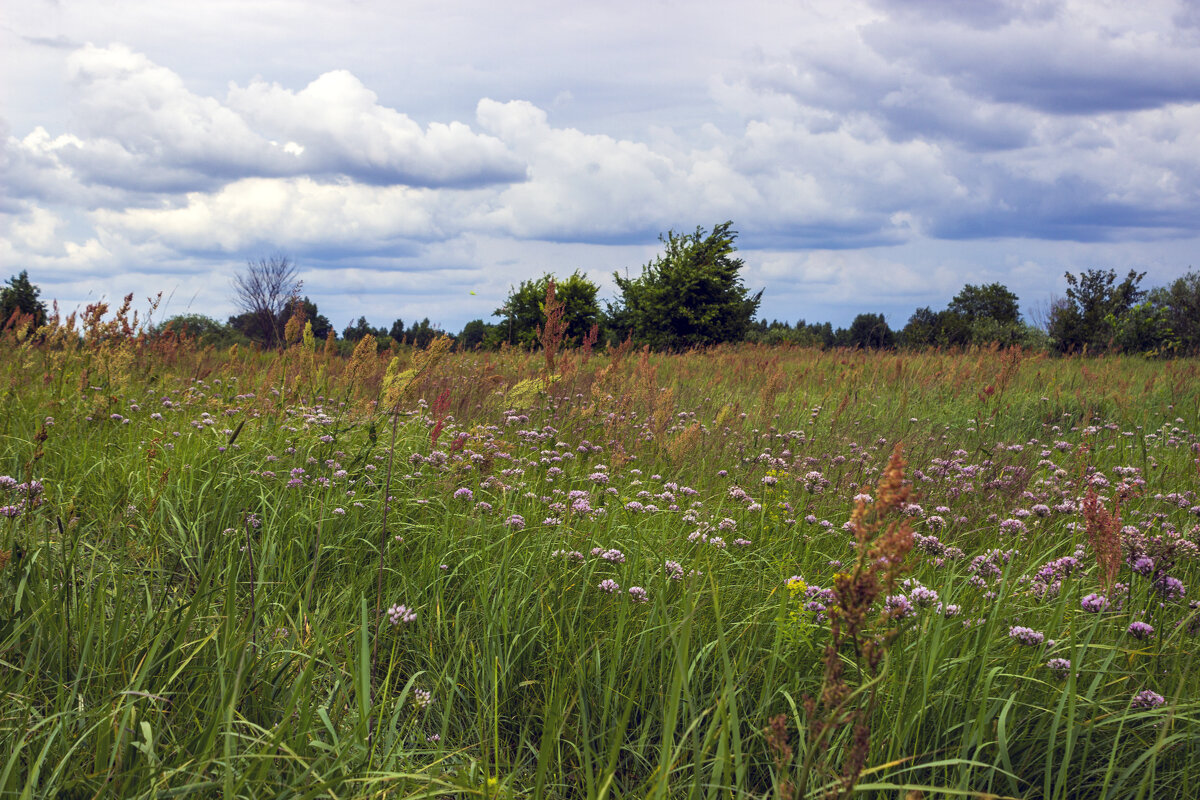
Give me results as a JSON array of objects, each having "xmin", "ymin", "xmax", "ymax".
[{"xmin": 1, "ymin": 318, "xmax": 1198, "ymax": 798}]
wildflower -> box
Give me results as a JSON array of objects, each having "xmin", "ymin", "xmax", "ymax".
[
  {"xmin": 598, "ymin": 578, "xmax": 620, "ymax": 593},
  {"xmin": 1131, "ymin": 555, "xmax": 1155, "ymax": 576},
  {"xmin": 1130, "ymin": 690, "xmax": 1165, "ymax": 709},
  {"xmin": 885, "ymin": 594, "xmax": 915, "ymax": 619},
  {"xmin": 388, "ymin": 604, "xmax": 417, "ymax": 625},
  {"xmin": 1153, "ymin": 575, "xmax": 1186, "ymax": 601},
  {"xmin": 599, "ymin": 548, "xmax": 625, "ymax": 564},
  {"xmin": 718, "ymin": 518, "xmax": 736, "ymax": 531},
  {"xmin": 412, "ymin": 689, "xmax": 434, "ymax": 710},
  {"xmin": 999, "ymin": 518, "xmax": 1027, "ymax": 536},
  {"xmin": 909, "ymin": 585, "xmax": 939, "ymax": 607},
  {"xmin": 1008, "ymin": 626, "xmax": 1045, "ymax": 646},
  {"xmin": 505, "ymin": 514, "xmax": 525, "ymax": 530},
  {"xmin": 664, "ymin": 560, "xmax": 684, "ymax": 580},
  {"xmin": 1127, "ymin": 621, "xmax": 1155, "ymax": 639},
  {"xmin": 628, "ymin": 586, "xmax": 649, "ymax": 603},
  {"xmin": 1080, "ymin": 593, "xmax": 1110, "ymax": 613},
  {"xmin": 453, "ymin": 487, "xmax": 473, "ymax": 501}
]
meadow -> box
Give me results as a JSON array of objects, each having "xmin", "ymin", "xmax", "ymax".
[{"xmin": 1, "ymin": 309, "xmax": 1198, "ymax": 799}]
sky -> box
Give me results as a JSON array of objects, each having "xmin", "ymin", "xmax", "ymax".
[{"xmin": 3, "ymin": 0, "xmax": 1200, "ymax": 334}]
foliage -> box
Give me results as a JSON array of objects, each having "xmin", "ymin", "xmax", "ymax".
[
  {"xmin": 342, "ymin": 315, "xmax": 388, "ymax": 342},
  {"xmin": 1049, "ymin": 268, "xmax": 1147, "ymax": 353},
  {"xmin": 948, "ymin": 282, "xmax": 1021, "ymax": 327},
  {"xmin": 406, "ymin": 318, "xmax": 445, "ymax": 349},
  {"xmin": 156, "ymin": 313, "xmax": 249, "ymax": 348},
  {"xmin": 455, "ymin": 319, "xmax": 494, "ymax": 351},
  {"xmin": 388, "ymin": 318, "xmax": 406, "ymax": 344},
  {"xmin": 493, "ymin": 271, "xmax": 601, "ymax": 349},
  {"xmin": 611, "ymin": 221, "xmax": 762, "ymax": 350},
  {"xmin": 0, "ymin": 270, "xmax": 48, "ymax": 329},
  {"xmin": 839, "ymin": 312, "xmax": 894, "ymax": 349},
  {"xmin": 1148, "ymin": 269, "xmax": 1200, "ymax": 355},
  {"xmin": 747, "ymin": 319, "xmax": 836, "ymax": 347},
  {"xmin": 282, "ymin": 296, "xmax": 333, "ymax": 341},
  {"xmin": 901, "ymin": 283, "xmax": 1024, "ymax": 348}
]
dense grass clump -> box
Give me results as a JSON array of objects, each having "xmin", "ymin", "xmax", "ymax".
[{"xmin": 1, "ymin": 315, "xmax": 1198, "ymax": 798}]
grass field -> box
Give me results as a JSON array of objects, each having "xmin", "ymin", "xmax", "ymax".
[{"xmin": 2, "ymin": 318, "xmax": 1198, "ymax": 798}]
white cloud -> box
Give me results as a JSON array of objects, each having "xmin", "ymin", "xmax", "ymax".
[
  {"xmin": 226, "ymin": 71, "xmax": 526, "ymax": 187},
  {"xmin": 6, "ymin": 44, "xmax": 528, "ymax": 199},
  {"xmin": 91, "ymin": 177, "xmax": 449, "ymax": 253},
  {"xmin": 3, "ymin": 1, "xmax": 1200, "ymax": 333}
]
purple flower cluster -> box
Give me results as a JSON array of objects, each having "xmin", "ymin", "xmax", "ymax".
[
  {"xmin": 388, "ymin": 604, "xmax": 417, "ymax": 626},
  {"xmin": 1127, "ymin": 621, "xmax": 1155, "ymax": 640},
  {"xmin": 1130, "ymin": 690, "xmax": 1165, "ymax": 709},
  {"xmin": 1008, "ymin": 626, "xmax": 1045, "ymax": 646}
]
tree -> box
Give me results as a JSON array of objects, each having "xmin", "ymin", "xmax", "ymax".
[
  {"xmin": 611, "ymin": 221, "xmax": 762, "ymax": 350},
  {"xmin": 342, "ymin": 316, "xmax": 386, "ymax": 342},
  {"xmin": 493, "ymin": 272, "xmax": 601, "ymax": 349},
  {"xmin": 406, "ymin": 318, "xmax": 443, "ymax": 349},
  {"xmin": 457, "ymin": 319, "xmax": 494, "ymax": 350},
  {"xmin": 231, "ymin": 253, "xmax": 300, "ymax": 348},
  {"xmin": 281, "ymin": 296, "xmax": 333, "ymax": 341},
  {"xmin": 900, "ymin": 306, "xmax": 941, "ymax": 347},
  {"xmin": 942, "ymin": 282, "xmax": 1023, "ymax": 346},
  {"xmin": 1148, "ymin": 270, "xmax": 1200, "ymax": 355},
  {"xmin": 840, "ymin": 313, "xmax": 894, "ymax": 349},
  {"xmin": 388, "ymin": 319, "xmax": 406, "ymax": 344},
  {"xmin": 947, "ymin": 283, "xmax": 1020, "ymax": 327},
  {"xmin": 0, "ymin": 271, "xmax": 48, "ymax": 329},
  {"xmin": 1048, "ymin": 269, "xmax": 1146, "ymax": 353},
  {"xmin": 157, "ymin": 314, "xmax": 248, "ymax": 347}
]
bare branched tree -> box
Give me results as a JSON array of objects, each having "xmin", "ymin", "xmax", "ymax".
[{"xmin": 232, "ymin": 253, "xmax": 300, "ymax": 348}]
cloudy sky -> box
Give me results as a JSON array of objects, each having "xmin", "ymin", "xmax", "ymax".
[{"xmin": 3, "ymin": 0, "xmax": 1200, "ymax": 333}]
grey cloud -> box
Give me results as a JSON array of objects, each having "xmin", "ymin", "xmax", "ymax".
[
  {"xmin": 867, "ymin": 0, "xmax": 1059, "ymax": 30},
  {"xmin": 863, "ymin": 16, "xmax": 1200, "ymax": 115},
  {"xmin": 20, "ymin": 33, "xmax": 81, "ymax": 49}
]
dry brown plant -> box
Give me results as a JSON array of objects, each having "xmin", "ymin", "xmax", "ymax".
[
  {"xmin": 537, "ymin": 279, "xmax": 566, "ymax": 374},
  {"xmin": 798, "ymin": 443, "xmax": 915, "ymax": 800},
  {"xmin": 1082, "ymin": 487, "xmax": 1122, "ymax": 593}
]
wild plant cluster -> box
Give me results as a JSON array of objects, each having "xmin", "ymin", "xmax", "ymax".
[{"xmin": 1, "ymin": 304, "xmax": 1198, "ymax": 798}]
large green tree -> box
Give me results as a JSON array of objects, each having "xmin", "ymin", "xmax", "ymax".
[
  {"xmin": 1, "ymin": 271, "xmax": 48, "ymax": 329},
  {"xmin": 281, "ymin": 296, "xmax": 334, "ymax": 341},
  {"xmin": 1148, "ymin": 270, "xmax": 1200, "ymax": 355},
  {"xmin": 494, "ymin": 271, "xmax": 601, "ymax": 349},
  {"xmin": 838, "ymin": 313, "xmax": 894, "ymax": 349},
  {"xmin": 1049, "ymin": 269, "xmax": 1146, "ymax": 353},
  {"xmin": 610, "ymin": 222, "xmax": 761, "ymax": 350}
]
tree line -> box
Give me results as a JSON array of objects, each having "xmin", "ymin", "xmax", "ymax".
[{"xmin": 5, "ymin": 221, "xmax": 1200, "ymax": 355}]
